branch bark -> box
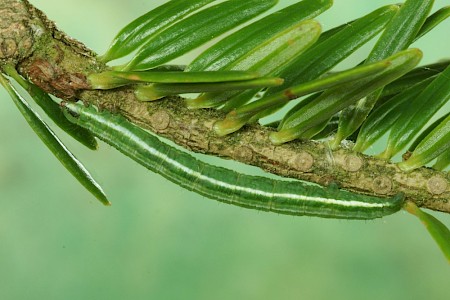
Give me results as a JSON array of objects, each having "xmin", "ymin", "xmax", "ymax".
[{"xmin": 2, "ymin": 0, "xmax": 449, "ymax": 213}]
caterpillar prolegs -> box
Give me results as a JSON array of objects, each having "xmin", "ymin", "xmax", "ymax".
[{"xmin": 62, "ymin": 102, "xmax": 404, "ymax": 219}]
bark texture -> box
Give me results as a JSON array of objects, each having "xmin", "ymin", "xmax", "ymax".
[{"xmin": 1, "ymin": 0, "xmax": 449, "ymax": 213}]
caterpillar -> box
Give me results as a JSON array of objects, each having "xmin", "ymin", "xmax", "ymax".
[{"xmin": 62, "ymin": 102, "xmax": 404, "ymax": 220}]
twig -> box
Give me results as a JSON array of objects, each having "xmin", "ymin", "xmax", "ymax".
[{"xmin": 1, "ymin": 0, "xmax": 448, "ymax": 213}]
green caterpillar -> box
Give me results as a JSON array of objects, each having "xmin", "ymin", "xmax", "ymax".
[{"xmin": 62, "ymin": 102, "xmax": 404, "ymax": 220}]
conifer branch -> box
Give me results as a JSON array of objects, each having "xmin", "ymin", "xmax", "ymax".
[{"xmin": 1, "ymin": 0, "xmax": 449, "ymax": 213}]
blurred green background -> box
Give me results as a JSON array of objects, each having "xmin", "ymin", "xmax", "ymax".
[{"xmin": 1, "ymin": 1, "xmax": 449, "ymax": 299}]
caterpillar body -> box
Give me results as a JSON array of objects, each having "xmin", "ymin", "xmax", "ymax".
[{"xmin": 63, "ymin": 102, "xmax": 404, "ymax": 220}]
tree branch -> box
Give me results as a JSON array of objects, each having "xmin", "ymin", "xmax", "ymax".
[{"xmin": 2, "ymin": 0, "xmax": 449, "ymax": 213}]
